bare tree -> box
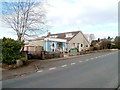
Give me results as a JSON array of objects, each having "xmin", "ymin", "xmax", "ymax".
[{"xmin": 2, "ymin": 0, "xmax": 48, "ymax": 42}]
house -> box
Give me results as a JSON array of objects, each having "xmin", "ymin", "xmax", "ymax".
[
  {"xmin": 26, "ymin": 37, "xmax": 67, "ymax": 52},
  {"xmin": 46, "ymin": 31, "xmax": 90, "ymax": 52},
  {"xmin": 90, "ymin": 37, "xmax": 115, "ymax": 50},
  {"xmin": 26, "ymin": 31, "xmax": 90, "ymax": 52}
]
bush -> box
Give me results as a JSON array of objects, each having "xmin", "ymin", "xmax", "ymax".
[
  {"xmin": 111, "ymin": 44, "xmax": 120, "ymax": 49},
  {"xmin": 2, "ymin": 37, "xmax": 24, "ymax": 65},
  {"xmin": 111, "ymin": 45, "xmax": 118, "ymax": 49}
]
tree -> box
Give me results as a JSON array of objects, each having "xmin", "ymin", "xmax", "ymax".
[
  {"xmin": 2, "ymin": 37, "xmax": 24, "ymax": 64},
  {"xmin": 2, "ymin": 0, "xmax": 48, "ymax": 42},
  {"xmin": 107, "ymin": 37, "xmax": 112, "ymax": 49},
  {"xmin": 97, "ymin": 38, "xmax": 100, "ymax": 42}
]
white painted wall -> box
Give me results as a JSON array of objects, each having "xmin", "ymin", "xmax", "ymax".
[{"xmin": 67, "ymin": 32, "xmax": 90, "ymax": 51}]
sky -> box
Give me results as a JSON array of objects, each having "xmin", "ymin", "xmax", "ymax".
[{"xmin": 0, "ymin": 0, "xmax": 119, "ymax": 40}]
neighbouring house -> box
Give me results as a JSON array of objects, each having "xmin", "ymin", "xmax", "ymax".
[
  {"xmin": 91, "ymin": 39, "xmax": 108, "ymax": 50},
  {"xmin": 90, "ymin": 37, "xmax": 115, "ymax": 50},
  {"xmin": 23, "ymin": 38, "xmax": 44, "ymax": 53},
  {"xmin": 26, "ymin": 31, "xmax": 90, "ymax": 53},
  {"xmin": 109, "ymin": 38, "xmax": 115, "ymax": 45}
]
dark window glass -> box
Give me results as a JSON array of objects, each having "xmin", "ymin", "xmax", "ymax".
[{"xmin": 81, "ymin": 44, "xmax": 83, "ymax": 47}]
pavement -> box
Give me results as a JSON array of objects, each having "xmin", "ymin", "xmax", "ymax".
[{"xmin": 2, "ymin": 50, "xmax": 119, "ymax": 88}]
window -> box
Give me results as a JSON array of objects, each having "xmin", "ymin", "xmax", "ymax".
[
  {"xmin": 86, "ymin": 45, "xmax": 88, "ymax": 47},
  {"xmin": 65, "ymin": 33, "xmax": 74, "ymax": 38},
  {"xmin": 81, "ymin": 44, "xmax": 83, "ymax": 47},
  {"xmin": 52, "ymin": 43, "xmax": 55, "ymax": 47}
]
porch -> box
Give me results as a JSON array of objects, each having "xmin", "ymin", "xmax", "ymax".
[{"xmin": 44, "ymin": 38, "xmax": 67, "ymax": 52}]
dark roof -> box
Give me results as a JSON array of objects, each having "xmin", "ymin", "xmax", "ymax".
[
  {"xmin": 45, "ymin": 31, "xmax": 80, "ymax": 41},
  {"xmin": 28, "ymin": 30, "xmax": 90, "ymax": 44}
]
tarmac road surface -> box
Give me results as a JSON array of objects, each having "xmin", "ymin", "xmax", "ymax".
[{"xmin": 2, "ymin": 50, "xmax": 119, "ymax": 88}]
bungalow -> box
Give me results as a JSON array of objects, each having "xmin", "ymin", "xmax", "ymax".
[
  {"xmin": 46, "ymin": 31, "xmax": 90, "ymax": 52},
  {"xmin": 27, "ymin": 31, "xmax": 90, "ymax": 52}
]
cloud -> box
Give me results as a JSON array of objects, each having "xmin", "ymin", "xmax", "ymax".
[
  {"xmin": 46, "ymin": 0, "xmax": 84, "ymax": 26},
  {"xmin": 0, "ymin": 0, "xmax": 118, "ymax": 39},
  {"xmin": 47, "ymin": 0, "xmax": 118, "ymax": 26},
  {"xmin": 45, "ymin": 0, "xmax": 118, "ymax": 38},
  {"xmin": 47, "ymin": 0, "xmax": 83, "ymax": 18},
  {"xmin": 92, "ymin": 31, "xmax": 118, "ymax": 39},
  {"xmin": 107, "ymin": 23, "xmax": 118, "ymax": 27},
  {"xmin": 0, "ymin": 26, "xmax": 17, "ymax": 39}
]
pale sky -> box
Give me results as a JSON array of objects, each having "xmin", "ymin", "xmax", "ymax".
[{"xmin": 0, "ymin": 0, "xmax": 119, "ymax": 40}]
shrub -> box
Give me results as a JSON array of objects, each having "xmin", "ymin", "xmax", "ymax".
[
  {"xmin": 2, "ymin": 37, "xmax": 24, "ymax": 65},
  {"xmin": 111, "ymin": 45, "xmax": 117, "ymax": 49}
]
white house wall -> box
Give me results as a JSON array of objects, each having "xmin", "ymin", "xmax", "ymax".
[{"xmin": 67, "ymin": 32, "xmax": 90, "ymax": 51}]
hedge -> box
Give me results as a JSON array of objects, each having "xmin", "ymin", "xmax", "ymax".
[{"xmin": 2, "ymin": 37, "xmax": 24, "ymax": 64}]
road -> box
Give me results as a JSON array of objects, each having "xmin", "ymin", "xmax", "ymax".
[{"xmin": 2, "ymin": 51, "xmax": 119, "ymax": 88}]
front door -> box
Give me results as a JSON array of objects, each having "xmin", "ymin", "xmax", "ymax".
[{"xmin": 57, "ymin": 42, "xmax": 63, "ymax": 52}]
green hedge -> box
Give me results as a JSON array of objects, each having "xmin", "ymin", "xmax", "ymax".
[{"xmin": 2, "ymin": 37, "xmax": 24, "ymax": 65}]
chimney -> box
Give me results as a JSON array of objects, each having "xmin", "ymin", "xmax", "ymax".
[{"xmin": 47, "ymin": 32, "xmax": 51, "ymax": 36}]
